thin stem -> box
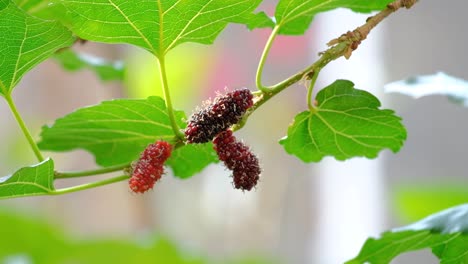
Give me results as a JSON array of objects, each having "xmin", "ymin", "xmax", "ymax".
[
  {"xmin": 232, "ymin": 42, "xmax": 348, "ymax": 132},
  {"xmin": 158, "ymin": 57, "xmax": 184, "ymax": 139},
  {"xmin": 55, "ymin": 163, "xmax": 130, "ymax": 179},
  {"xmin": 5, "ymin": 94, "xmax": 44, "ymax": 162},
  {"xmin": 52, "ymin": 175, "xmax": 130, "ymax": 195},
  {"xmin": 256, "ymin": 25, "xmax": 281, "ymax": 92},
  {"xmin": 306, "ymin": 68, "xmax": 321, "ymax": 110}
]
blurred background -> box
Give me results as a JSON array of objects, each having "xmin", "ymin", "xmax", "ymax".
[{"xmin": 1, "ymin": 0, "xmax": 468, "ymax": 263}]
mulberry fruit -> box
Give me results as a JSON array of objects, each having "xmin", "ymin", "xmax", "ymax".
[
  {"xmin": 213, "ymin": 130, "xmax": 261, "ymax": 191},
  {"xmin": 129, "ymin": 141, "xmax": 172, "ymax": 193},
  {"xmin": 185, "ymin": 88, "xmax": 253, "ymax": 143}
]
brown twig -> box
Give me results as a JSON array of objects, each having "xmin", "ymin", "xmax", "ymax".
[{"xmin": 327, "ymin": 0, "xmax": 418, "ymax": 59}]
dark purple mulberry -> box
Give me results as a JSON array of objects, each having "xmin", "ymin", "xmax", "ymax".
[
  {"xmin": 185, "ymin": 88, "xmax": 253, "ymax": 143},
  {"xmin": 129, "ymin": 141, "xmax": 172, "ymax": 193},
  {"xmin": 213, "ymin": 130, "xmax": 261, "ymax": 191}
]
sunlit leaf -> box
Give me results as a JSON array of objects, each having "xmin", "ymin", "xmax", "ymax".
[
  {"xmin": 0, "ymin": 0, "xmax": 74, "ymax": 95},
  {"xmin": 348, "ymin": 204, "xmax": 468, "ymax": 264},
  {"xmin": 38, "ymin": 97, "xmax": 185, "ymax": 166},
  {"xmin": 385, "ymin": 72, "xmax": 468, "ymax": 107},
  {"xmin": 38, "ymin": 97, "xmax": 218, "ymax": 178},
  {"xmin": 56, "ymin": 0, "xmax": 265, "ymax": 57},
  {"xmin": 280, "ymin": 80, "xmax": 406, "ymax": 162},
  {"xmin": 0, "ymin": 158, "xmax": 54, "ymax": 199}
]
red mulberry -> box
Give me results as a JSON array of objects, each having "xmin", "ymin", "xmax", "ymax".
[
  {"xmin": 213, "ymin": 130, "xmax": 261, "ymax": 191},
  {"xmin": 129, "ymin": 141, "xmax": 172, "ymax": 193},
  {"xmin": 185, "ymin": 88, "xmax": 253, "ymax": 143}
]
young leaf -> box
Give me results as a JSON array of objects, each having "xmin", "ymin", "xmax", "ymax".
[
  {"xmin": 280, "ymin": 80, "xmax": 406, "ymax": 162},
  {"xmin": 0, "ymin": 0, "xmax": 74, "ymax": 95},
  {"xmin": 385, "ymin": 72, "xmax": 468, "ymax": 107},
  {"xmin": 56, "ymin": 0, "xmax": 265, "ymax": 57},
  {"xmin": 0, "ymin": 158, "xmax": 54, "ymax": 199},
  {"xmin": 347, "ymin": 204, "xmax": 468, "ymax": 264},
  {"xmin": 166, "ymin": 143, "xmax": 219, "ymax": 179},
  {"xmin": 54, "ymin": 49, "xmax": 125, "ymax": 82},
  {"xmin": 274, "ymin": 0, "xmax": 393, "ymax": 35},
  {"xmin": 38, "ymin": 97, "xmax": 185, "ymax": 167}
]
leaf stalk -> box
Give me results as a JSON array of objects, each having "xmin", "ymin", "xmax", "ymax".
[{"xmin": 5, "ymin": 94, "xmax": 45, "ymax": 162}]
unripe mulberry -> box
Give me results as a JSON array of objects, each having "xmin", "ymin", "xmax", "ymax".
[
  {"xmin": 213, "ymin": 130, "xmax": 261, "ymax": 191},
  {"xmin": 185, "ymin": 88, "xmax": 253, "ymax": 143},
  {"xmin": 129, "ymin": 141, "xmax": 172, "ymax": 193}
]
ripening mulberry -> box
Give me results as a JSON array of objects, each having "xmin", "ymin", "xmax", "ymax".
[
  {"xmin": 213, "ymin": 130, "xmax": 261, "ymax": 191},
  {"xmin": 129, "ymin": 141, "xmax": 172, "ymax": 193},
  {"xmin": 185, "ymin": 88, "xmax": 253, "ymax": 143}
]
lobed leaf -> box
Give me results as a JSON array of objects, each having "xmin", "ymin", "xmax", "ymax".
[
  {"xmin": 56, "ymin": 0, "xmax": 265, "ymax": 57},
  {"xmin": 54, "ymin": 49, "xmax": 125, "ymax": 82},
  {"xmin": 348, "ymin": 204, "xmax": 468, "ymax": 264},
  {"xmin": 385, "ymin": 72, "xmax": 468, "ymax": 107},
  {"xmin": 38, "ymin": 97, "xmax": 184, "ymax": 166},
  {"xmin": 0, "ymin": 0, "xmax": 74, "ymax": 95},
  {"xmin": 274, "ymin": 0, "xmax": 393, "ymax": 35},
  {"xmin": 38, "ymin": 96, "xmax": 218, "ymax": 178},
  {"xmin": 280, "ymin": 80, "xmax": 406, "ymax": 162},
  {"xmin": 0, "ymin": 158, "xmax": 54, "ymax": 199}
]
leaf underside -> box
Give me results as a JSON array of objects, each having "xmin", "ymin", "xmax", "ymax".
[
  {"xmin": 280, "ymin": 80, "xmax": 407, "ymax": 162},
  {"xmin": 348, "ymin": 204, "xmax": 468, "ymax": 264},
  {"xmin": 54, "ymin": 49, "xmax": 125, "ymax": 82},
  {"xmin": 385, "ymin": 72, "xmax": 468, "ymax": 107},
  {"xmin": 0, "ymin": 158, "xmax": 54, "ymax": 199}
]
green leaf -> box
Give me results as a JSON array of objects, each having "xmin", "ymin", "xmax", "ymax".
[
  {"xmin": 54, "ymin": 49, "xmax": 125, "ymax": 82},
  {"xmin": 274, "ymin": 0, "xmax": 392, "ymax": 35},
  {"xmin": 385, "ymin": 72, "xmax": 468, "ymax": 107},
  {"xmin": 280, "ymin": 80, "xmax": 406, "ymax": 162},
  {"xmin": 347, "ymin": 204, "xmax": 468, "ymax": 264},
  {"xmin": 166, "ymin": 143, "xmax": 219, "ymax": 179},
  {"xmin": 394, "ymin": 183, "xmax": 468, "ymax": 222},
  {"xmin": 38, "ymin": 97, "xmax": 185, "ymax": 167},
  {"xmin": 57, "ymin": 0, "xmax": 265, "ymax": 57},
  {"xmin": 0, "ymin": 158, "xmax": 54, "ymax": 199},
  {"xmin": 0, "ymin": 0, "xmax": 74, "ymax": 95}
]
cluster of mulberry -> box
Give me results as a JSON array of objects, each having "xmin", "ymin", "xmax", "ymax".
[
  {"xmin": 185, "ymin": 88, "xmax": 253, "ymax": 143},
  {"xmin": 213, "ymin": 130, "xmax": 261, "ymax": 191},
  {"xmin": 185, "ymin": 88, "xmax": 261, "ymax": 191},
  {"xmin": 129, "ymin": 141, "xmax": 172, "ymax": 193}
]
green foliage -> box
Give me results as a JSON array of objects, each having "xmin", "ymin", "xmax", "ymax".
[
  {"xmin": 0, "ymin": 210, "xmax": 275, "ymax": 264},
  {"xmin": 273, "ymin": 0, "xmax": 393, "ymax": 35},
  {"xmin": 167, "ymin": 143, "xmax": 219, "ymax": 179},
  {"xmin": 280, "ymin": 80, "xmax": 406, "ymax": 162},
  {"xmin": 395, "ymin": 183, "xmax": 468, "ymax": 222},
  {"xmin": 38, "ymin": 96, "xmax": 217, "ymax": 178},
  {"xmin": 38, "ymin": 97, "xmax": 184, "ymax": 166},
  {"xmin": 0, "ymin": 158, "xmax": 54, "ymax": 199},
  {"xmin": 348, "ymin": 204, "xmax": 468, "ymax": 264},
  {"xmin": 0, "ymin": 210, "xmax": 205, "ymax": 264},
  {"xmin": 0, "ymin": 0, "xmax": 74, "ymax": 95},
  {"xmin": 54, "ymin": 49, "xmax": 125, "ymax": 82},
  {"xmin": 54, "ymin": 0, "xmax": 265, "ymax": 57},
  {"xmin": 385, "ymin": 72, "xmax": 468, "ymax": 107}
]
